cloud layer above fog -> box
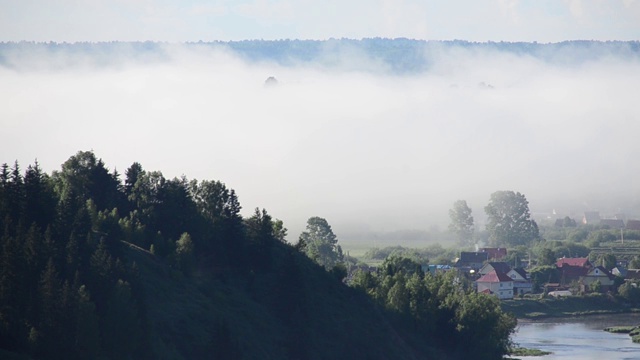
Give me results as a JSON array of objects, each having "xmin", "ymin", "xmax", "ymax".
[{"xmin": 1, "ymin": 43, "xmax": 639, "ymax": 239}]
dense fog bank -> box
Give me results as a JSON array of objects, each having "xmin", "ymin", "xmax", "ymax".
[{"xmin": 2, "ymin": 40, "xmax": 638, "ymax": 240}]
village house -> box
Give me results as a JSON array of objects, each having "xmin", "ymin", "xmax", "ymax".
[
  {"xmin": 611, "ymin": 266, "xmax": 627, "ymax": 278},
  {"xmin": 455, "ymin": 252, "xmax": 489, "ymax": 272},
  {"xmin": 424, "ymin": 264, "xmax": 452, "ymax": 275},
  {"xmin": 580, "ymin": 266, "xmax": 616, "ymax": 292},
  {"xmin": 600, "ymin": 219, "xmax": 625, "ymax": 230},
  {"xmin": 624, "ymin": 269, "xmax": 640, "ymax": 281},
  {"xmin": 556, "ymin": 257, "xmax": 591, "ymax": 286},
  {"xmin": 476, "ymin": 270, "xmax": 514, "ymax": 300},
  {"xmin": 479, "ymin": 247, "xmax": 507, "ymax": 261},
  {"xmin": 626, "ymin": 219, "xmax": 640, "ymax": 231},
  {"xmin": 478, "ymin": 262, "xmax": 511, "ymax": 276},
  {"xmin": 582, "ymin": 211, "xmax": 601, "ymax": 225},
  {"xmin": 616, "ymin": 259, "xmax": 630, "ymax": 268},
  {"xmin": 556, "ymin": 257, "xmax": 591, "ymax": 268},
  {"xmin": 507, "ymin": 268, "xmax": 533, "ymax": 295}
]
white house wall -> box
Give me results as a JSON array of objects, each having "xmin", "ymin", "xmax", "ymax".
[{"xmin": 476, "ymin": 281, "xmax": 514, "ymax": 300}]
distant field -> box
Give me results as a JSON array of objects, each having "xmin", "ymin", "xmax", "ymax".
[
  {"xmin": 341, "ymin": 237, "xmax": 450, "ymax": 254},
  {"xmin": 341, "ymin": 242, "xmax": 385, "ymax": 266},
  {"xmin": 341, "ymin": 242, "xmax": 374, "ymax": 258},
  {"xmin": 342, "ymin": 240, "xmax": 445, "ymax": 267},
  {"xmin": 599, "ymin": 240, "xmax": 640, "ymax": 247},
  {"xmin": 591, "ymin": 240, "xmax": 640, "ymax": 260}
]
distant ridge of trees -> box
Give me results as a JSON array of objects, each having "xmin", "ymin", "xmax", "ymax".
[{"xmin": 1, "ymin": 39, "xmax": 638, "ymax": 73}]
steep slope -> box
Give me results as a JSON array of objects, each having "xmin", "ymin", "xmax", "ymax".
[{"xmin": 126, "ymin": 241, "xmax": 446, "ymax": 359}]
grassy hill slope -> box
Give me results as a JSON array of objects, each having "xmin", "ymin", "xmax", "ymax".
[{"xmin": 127, "ymin": 241, "xmax": 446, "ymax": 360}]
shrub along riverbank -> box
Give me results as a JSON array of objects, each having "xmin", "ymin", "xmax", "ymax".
[
  {"xmin": 604, "ymin": 326, "xmax": 640, "ymax": 343},
  {"xmin": 508, "ymin": 347, "xmax": 552, "ymax": 357},
  {"xmin": 501, "ymin": 294, "xmax": 640, "ymax": 319}
]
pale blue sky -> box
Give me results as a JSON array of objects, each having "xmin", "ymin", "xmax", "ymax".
[{"xmin": 1, "ymin": 0, "xmax": 639, "ymax": 42}]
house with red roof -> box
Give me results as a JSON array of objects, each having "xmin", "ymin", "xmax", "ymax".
[
  {"xmin": 479, "ymin": 248, "xmax": 508, "ymax": 261},
  {"xmin": 556, "ymin": 257, "xmax": 591, "ymax": 268},
  {"xmin": 556, "ymin": 257, "xmax": 592, "ymax": 286},
  {"xmin": 476, "ymin": 270, "xmax": 514, "ymax": 300}
]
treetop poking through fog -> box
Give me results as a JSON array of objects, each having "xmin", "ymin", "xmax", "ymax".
[{"xmin": 1, "ymin": 40, "xmax": 639, "ymax": 238}]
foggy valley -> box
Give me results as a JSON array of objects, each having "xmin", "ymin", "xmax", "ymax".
[
  {"xmin": 1, "ymin": 40, "xmax": 639, "ymax": 244},
  {"xmin": 4, "ymin": 1, "xmax": 640, "ymax": 359}
]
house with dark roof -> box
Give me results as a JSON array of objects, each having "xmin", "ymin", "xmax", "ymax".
[
  {"xmin": 479, "ymin": 248, "xmax": 507, "ymax": 261},
  {"xmin": 626, "ymin": 219, "xmax": 640, "ymax": 231},
  {"xmin": 616, "ymin": 259, "xmax": 629, "ymax": 268},
  {"xmin": 600, "ymin": 219, "xmax": 625, "ymax": 229},
  {"xmin": 476, "ymin": 270, "xmax": 514, "ymax": 299},
  {"xmin": 507, "ymin": 268, "xmax": 533, "ymax": 295},
  {"xmin": 580, "ymin": 266, "xmax": 616, "ymax": 292},
  {"xmin": 455, "ymin": 252, "xmax": 488, "ymax": 271},
  {"xmin": 624, "ymin": 269, "xmax": 640, "ymax": 281},
  {"xmin": 582, "ymin": 211, "xmax": 601, "ymax": 225},
  {"xmin": 508, "ymin": 268, "xmax": 528, "ymax": 280},
  {"xmin": 479, "ymin": 262, "xmax": 511, "ymax": 276},
  {"xmin": 611, "ymin": 266, "xmax": 627, "ymax": 278}
]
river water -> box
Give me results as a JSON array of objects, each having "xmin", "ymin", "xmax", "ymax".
[{"xmin": 511, "ymin": 314, "xmax": 640, "ymax": 360}]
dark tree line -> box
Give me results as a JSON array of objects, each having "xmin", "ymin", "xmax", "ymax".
[
  {"xmin": 350, "ymin": 256, "xmax": 516, "ymax": 360},
  {"xmin": 0, "ymin": 151, "xmax": 287, "ymax": 359}
]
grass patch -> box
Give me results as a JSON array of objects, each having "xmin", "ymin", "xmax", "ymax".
[
  {"xmin": 340, "ymin": 243, "xmax": 374, "ymax": 258},
  {"xmin": 604, "ymin": 326, "xmax": 636, "ymax": 333},
  {"xmin": 523, "ymin": 312, "xmax": 548, "ymax": 319},
  {"xmin": 602, "ymin": 325, "xmax": 640, "ymax": 343},
  {"xmin": 509, "ymin": 347, "xmax": 552, "ymax": 356}
]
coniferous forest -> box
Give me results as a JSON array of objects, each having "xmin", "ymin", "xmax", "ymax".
[{"xmin": 0, "ymin": 151, "xmax": 516, "ymax": 360}]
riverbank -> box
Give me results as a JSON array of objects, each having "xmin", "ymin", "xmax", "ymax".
[
  {"xmin": 511, "ymin": 314, "xmax": 640, "ymax": 360},
  {"xmin": 501, "ymin": 294, "xmax": 640, "ymax": 319},
  {"xmin": 604, "ymin": 325, "xmax": 640, "ymax": 343}
]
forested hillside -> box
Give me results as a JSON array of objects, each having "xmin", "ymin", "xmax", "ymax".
[{"xmin": 0, "ymin": 151, "xmax": 515, "ymax": 359}]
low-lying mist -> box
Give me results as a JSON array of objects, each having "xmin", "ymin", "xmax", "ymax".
[{"xmin": 1, "ymin": 42, "xmax": 639, "ymax": 243}]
